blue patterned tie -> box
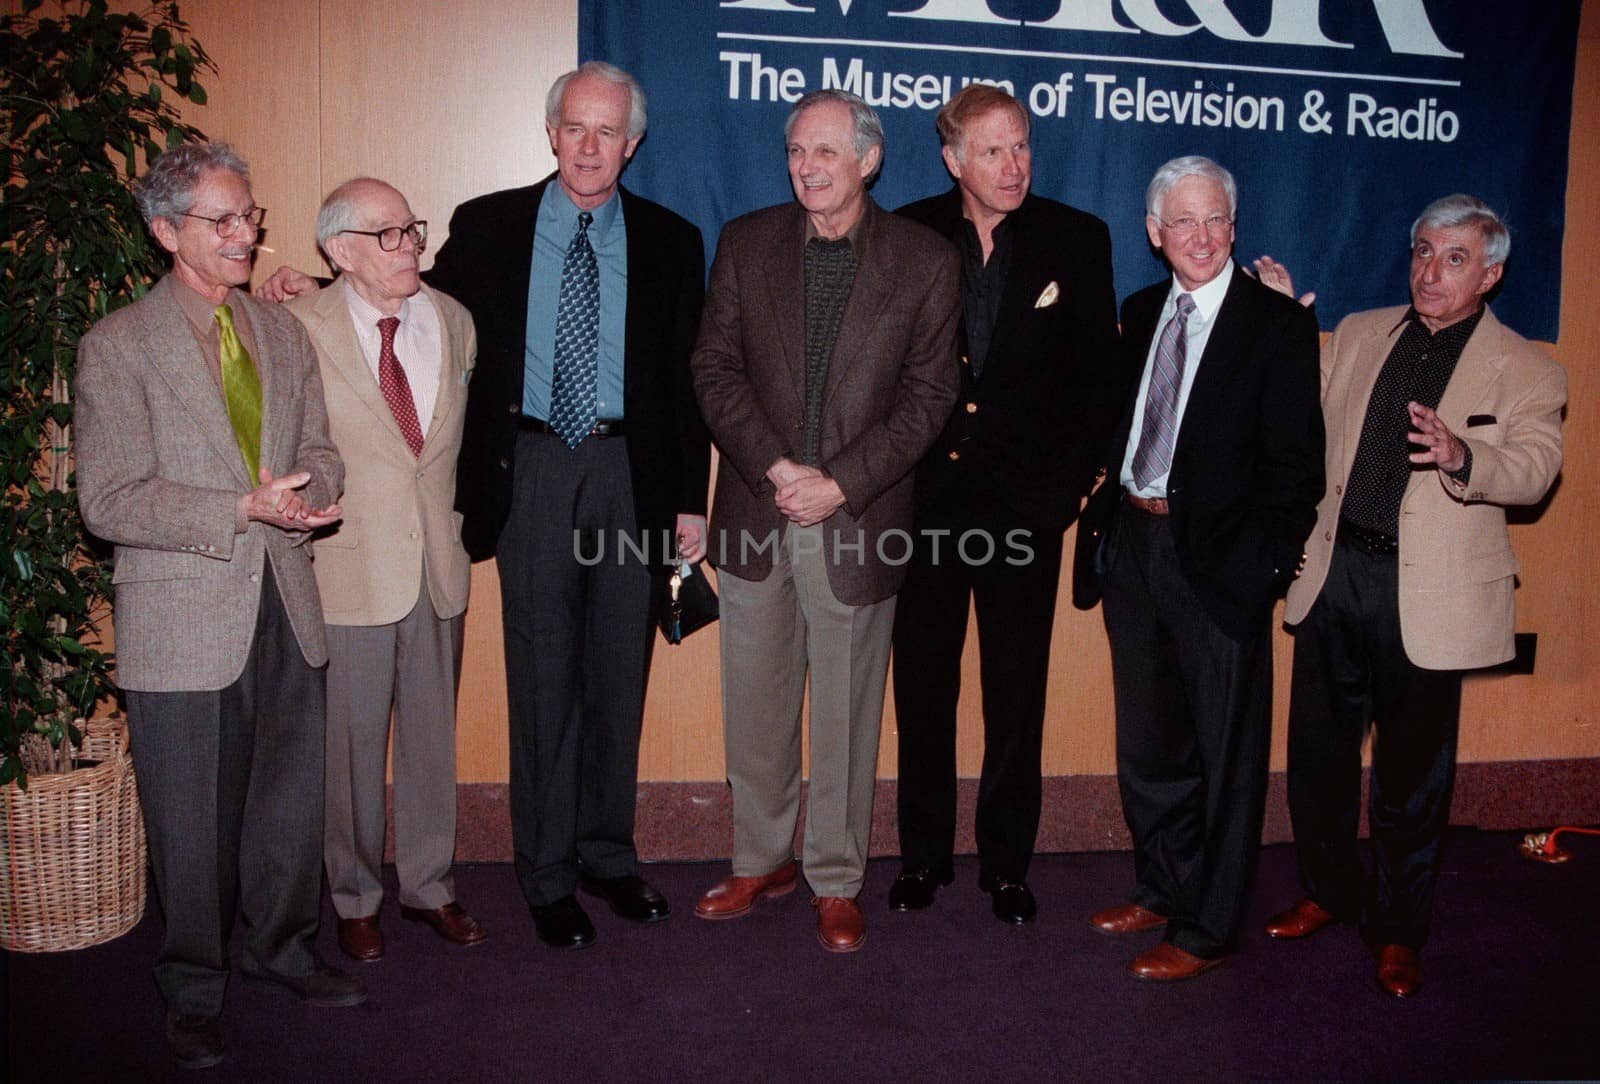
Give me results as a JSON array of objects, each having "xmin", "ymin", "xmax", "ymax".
[
  {"xmin": 549, "ymin": 211, "xmax": 599, "ymax": 448},
  {"xmin": 1131, "ymin": 292, "xmax": 1196, "ymax": 490}
]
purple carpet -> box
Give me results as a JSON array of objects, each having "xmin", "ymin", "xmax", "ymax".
[{"xmin": 5, "ymin": 830, "xmax": 1597, "ymax": 1081}]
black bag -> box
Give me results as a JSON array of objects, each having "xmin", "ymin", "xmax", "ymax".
[
  {"xmin": 660, "ymin": 561, "xmax": 719, "ymax": 644},
  {"xmin": 1071, "ymin": 475, "xmax": 1119, "ymax": 611}
]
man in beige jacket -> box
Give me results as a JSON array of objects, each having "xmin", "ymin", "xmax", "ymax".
[
  {"xmin": 1259, "ymin": 195, "xmax": 1567, "ymax": 999},
  {"xmin": 289, "ymin": 178, "xmax": 484, "ymax": 962}
]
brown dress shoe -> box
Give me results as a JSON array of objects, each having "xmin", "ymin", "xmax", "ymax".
[
  {"xmin": 693, "ymin": 860, "xmax": 798, "ymax": 920},
  {"xmin": 337, "ymin": 915, "xmax": 383, "ymax": 962},
  {"xmin": 812, "ymin": 896, "xmax": 866, "ymax": 953},
  {"xmin": 1265, "ymin": 897, "xmax": 1336, "ymax": 939},
  {"xmin": 1127, "ymin": 942, "xmax": 1227, "ymax": 982},
  {"xmin": 1089, "ymin": 902, "xmax": 1167, "ymax": 935},
  {"xmin": 399, "ymin": 902, "xmax": 488, "ymax": 946},
  {"xmin": 1373, "ymin": 943, "xmax": 1423, "ymax": 998}
]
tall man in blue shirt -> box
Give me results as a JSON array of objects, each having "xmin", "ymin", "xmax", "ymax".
[{"xmin": 429, "ymin": 62, "xmax": 709, "ymax": 949}]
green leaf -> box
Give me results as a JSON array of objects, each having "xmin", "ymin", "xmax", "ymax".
[{"xmin": 1, "ymin": 0, "xmax": 212, "ymax": 785}]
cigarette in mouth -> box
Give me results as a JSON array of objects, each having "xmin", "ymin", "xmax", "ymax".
[{"xmin": 253, "ymin": 244, "xmax": 276, "ymax": 254}]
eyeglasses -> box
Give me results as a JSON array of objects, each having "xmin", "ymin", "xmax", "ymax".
[
  {"xmin": 338, "ymin": 221, "xmax": 428, "ymax": 252},
  {"xmin": 181, "ymin": 207, "xmax": 267, "ymax": 236},
  {"xmin": 1160, "ymin": 214, "xmax": 1234, "ymax": 236}
]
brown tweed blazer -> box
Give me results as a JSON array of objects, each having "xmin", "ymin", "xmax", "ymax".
[
  {"xmin": 76, "ymin": 275, "xmax": 344, "ymax": 691},
  {"xmin": 692, "ymin": 198, "xmax": 960, "ymax": 606}
]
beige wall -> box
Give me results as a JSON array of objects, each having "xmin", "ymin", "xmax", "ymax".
[{"xmin": 148, "ymin": 0, "xmax": 1598, "ymax": 783}]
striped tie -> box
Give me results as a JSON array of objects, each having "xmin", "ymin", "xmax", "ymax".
[{"xmin": 1130, "ymin": 292, "xmax": 1196, "ymax": 490}]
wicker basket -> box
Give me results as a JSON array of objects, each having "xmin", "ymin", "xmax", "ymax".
[{"xmin": 1, "ymin": 717, "xmax": 147, "ymax": 952}]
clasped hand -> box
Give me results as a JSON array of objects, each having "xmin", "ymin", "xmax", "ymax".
[{"xmin": 768, "ymin": 457, "xmax": 845, "ymax": 528}]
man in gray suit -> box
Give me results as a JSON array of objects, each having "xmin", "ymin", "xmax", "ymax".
[
  {"xmin": 691, "ymin": 90, "xmax": 960, "ymax": 953},
  {"xmin": 75, "ymin": 142, "xmax": 361, "ymax": 1071},
  {"xmin": 288, "ymin": 178, "xmax": 486, "ymax": 963}
]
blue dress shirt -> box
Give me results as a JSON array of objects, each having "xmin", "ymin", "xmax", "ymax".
[{"xmin": 523, "ymin": 183, "xmax": 628, "ymax": 421}]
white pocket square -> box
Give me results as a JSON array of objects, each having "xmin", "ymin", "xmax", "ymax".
[{"xmin": 1034, "ymin": 281, "xmax": 1060, "ymax": 309}]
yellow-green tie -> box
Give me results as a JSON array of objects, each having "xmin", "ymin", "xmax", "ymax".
[{"xmin": 214, "ymin": 302, "xmax": 262, "ymax": 481}]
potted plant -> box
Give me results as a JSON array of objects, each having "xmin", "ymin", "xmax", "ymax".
[{"xmin": 1, "ymin": 0, "xmax": 212, "ymax": 951}]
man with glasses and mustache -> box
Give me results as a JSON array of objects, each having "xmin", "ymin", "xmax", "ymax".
[
  {"xmin": 76, "ymin": 142, "xmax": 357, "ymax": 1070},
  {"xmin": 1073, "ymin": 155, "xmax": 1323, "ymax": 982},
  {"xmin": 286, "ymin": 178, "xmax": 486, "ymax": 965}
]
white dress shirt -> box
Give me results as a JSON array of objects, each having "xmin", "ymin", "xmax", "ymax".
[
  {"xmin": 1120, "ymin": 259, "xmax": 1235, "ymax": 498},
  {"xmin": 343, "ymin": 280, "xmax": 443, "ymax": 435}
]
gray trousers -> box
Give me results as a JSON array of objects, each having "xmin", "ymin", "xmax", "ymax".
[
  {"xmin": 125, "ymin": 562, "xmax": 324, "ymax": 1017},
  {"xmin": 497, "ymin": 429, "xmax": 653, "ymax": 907},
  {"xmin": 323, "ymin": 569, "xmax": 464, "ymax": 919},
  {"xmin": 718, "ymin": 523, "xmax": 896, "ymax": 899}
]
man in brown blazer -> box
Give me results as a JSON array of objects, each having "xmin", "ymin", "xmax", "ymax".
[
  {"xmin": 1259, "ymin": 195, "xmax": 1567, "ymax": 998},
  {"xmin": 75, "ymin": 142, "xmax": 360, "ymax": 1070},
  {"xmin": 691, "ymin": 89, "xmax": 961, "ymax": 953},
  {"xmin": 287, "ymin": 178, "xmax": 485, "ymax": 963}
]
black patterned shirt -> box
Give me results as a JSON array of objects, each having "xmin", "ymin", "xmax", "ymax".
[{"xmin": 1341, "ymin": 306, "xmax": 1481, "ymax": 536}]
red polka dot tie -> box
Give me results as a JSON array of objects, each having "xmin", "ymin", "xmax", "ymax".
[{"xmin": 377, "ymin": 316, "xmax": 424, "ymax": 457}]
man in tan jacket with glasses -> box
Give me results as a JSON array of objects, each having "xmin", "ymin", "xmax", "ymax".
[{"xmin": 289, "ymin": 177, "xmax": 485, "ymax": 964}]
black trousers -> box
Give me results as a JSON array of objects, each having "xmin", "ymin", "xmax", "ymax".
[
  {"xmin": 1287, "ymin": 535, "xmax": 1462, "ymax": 949},
  {"xmin": 125, "ymin": 562, "xmax": 326, "ymax": 1017},
  {"xmin": 498, "ymin": 429, "xmax": 654, "ymax": 908},
  {"xmin": 1101, "ymin": 506, "xmax": 1272, "ymax": 958},
  {"xmin": 892, "ymin": 491, "xmax": 1063, "ymax": 882}
]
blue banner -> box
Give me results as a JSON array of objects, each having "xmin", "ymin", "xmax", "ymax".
[{"xmin": 581, "ymin": 2, "xmax": 1579, "ymax": 339}]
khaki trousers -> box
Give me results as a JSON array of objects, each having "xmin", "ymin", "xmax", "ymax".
[{"xmin": 718, "ymin": 523, "xmax": 895, "ymax": 898}]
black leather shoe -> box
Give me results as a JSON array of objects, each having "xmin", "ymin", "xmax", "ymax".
[
  {"xmin": 241, "ymin": 963, "xmax": 367, "ymax": 1007},
  {"xmin": 986, "ymin": 879, "xmax": 1037, "ymax": 924},
  {"xmin": 165, "ymin": 1011, "xmax": 224, "ymax": 1070},
  {"xmin": 888, "ymin": 868, "xmax": 953, "ymax": 912},
  {"xmin": 579, "ymin": 874, "xmax": 670, "ymax": 924},
  {"xmin": 532, "ymin": 895, "xmax": 597, "ymax": 949}
]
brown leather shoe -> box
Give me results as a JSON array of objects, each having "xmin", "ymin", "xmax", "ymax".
[
  {"xmin": 1373, "ymin": 943, "xmax": 1423, "ymax": 998},
  {"xmin": 1265, "ymin": 897, "xmax": 1336, "ymax": 939},
  {"xmin": 1127, "ymin": 942, "xmax": 1227, "ymax": 982},
  {"xmin": 693, "ymin": 860, "xmax": 798, "ymax": 920},
  {"xmin": 812, "ymin": 896, "xmax": 866, "ymax": 953},
  {"xmin": 1089, "ymin": 902, "xmax": 1167, "ymax": 935},
  {"xmin": 337, "ymin": 915, "xmax": 383, "ymax": 962},
  {"xmin": 399, "ymin": 902, "xmax": 487, "ymax": 946}
]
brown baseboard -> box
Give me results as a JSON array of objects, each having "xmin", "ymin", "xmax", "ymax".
[{"xmin": 424, "ymin": 758, "xmax": 1600, "ymax": 864}]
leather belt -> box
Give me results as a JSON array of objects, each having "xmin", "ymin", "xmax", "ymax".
[
  {"xmin": 1125, "ymin": 491, "xmax": 1170, "ymax": 516},
  {"xmin": 1338, "ymin": 517, "xmax": 1398, "ymax": 556},
  {"xmin": 518, "ymin": 416, "xmax": 626, "ymax": 440}
]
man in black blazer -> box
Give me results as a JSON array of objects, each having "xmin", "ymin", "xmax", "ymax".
[
  {"xmin": 428, "ymin": 62, "xmax": 709, "ymax": 949},
  {"xmin": 1074, "ymin": 156, "xmax": 1322, "ymax": 980},
  {"xmin": 889, "ymin": 85, "xmax": 1121, "ymax": 924}
]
